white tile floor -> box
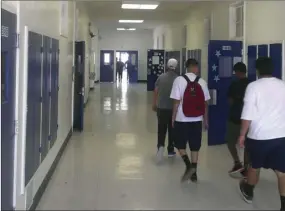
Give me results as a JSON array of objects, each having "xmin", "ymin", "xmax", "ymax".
[{"xmin": 37, "ymin": 83, "xmax": 279, "ymax": 210}]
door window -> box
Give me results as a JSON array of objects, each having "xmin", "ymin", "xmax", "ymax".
[
  {"xmin": 131, "ymin": 54, "xmax": 136, "ymax": 65},
  {"xmin": 104, "ymin": 53, "xmax": 111, "ymax": 65},
  {"xmin": 218, "ymin": 56, "xmax": 233, "ymax": 78}
]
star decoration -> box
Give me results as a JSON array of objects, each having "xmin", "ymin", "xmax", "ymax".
[
  {"xmin": 214, "ymin": 75, "xmax": 220, "ymax": 82},
  {"xmin": 215, "ymin": 50, "xmax": 221, "ymax": 57},
  {"xmin": 212, "ymin": 64, "xmax": 217, "ymax": 71}
]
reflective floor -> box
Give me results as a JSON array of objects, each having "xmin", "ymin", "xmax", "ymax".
[{"xmin": 37, "ymin": 83, "xmax": 279, "ymax": 210}]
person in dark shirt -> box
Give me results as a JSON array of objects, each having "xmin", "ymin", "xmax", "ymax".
[
  {"xmin": 116, "ymin": 58, "xmax": 124, "ymax": 82},
  {"xmin": 226, "ymin": 62, "xmax": 250, "ymax": 178}
]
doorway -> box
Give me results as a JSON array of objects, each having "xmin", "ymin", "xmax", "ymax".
[{"xmin": 116, "ymin": 50, "xmax": 138, "ymax": 83}]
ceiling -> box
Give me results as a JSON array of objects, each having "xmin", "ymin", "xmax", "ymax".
[{"xmin": 81, "ymin": 1, "xmax": 192, "ymax": 30}]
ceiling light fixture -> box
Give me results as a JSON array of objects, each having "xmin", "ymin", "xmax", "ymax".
[
  {"xmin": 117, "ymin": 28, "xmax": 136, "ymax": 31},
  {"xmin": 122, "ymin": 4, "xmax": 159, "ymax": 10},
  {"xmin": 118, "ymin": 20, "xmax": 144, "ymax": 23}
]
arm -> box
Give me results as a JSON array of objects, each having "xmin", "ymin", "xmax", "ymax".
[
  {"xmin": 152, "ymin": 87, "xmax": 158, "ymax": 112},
  {"xmin": 172, "ymin": 100, "xmax": 180, "ymax": 126},
  {"xmin": 202, "ymin": 82, "xmax": 211, "ymax": 129},
  {"xmin": 227, "ymin": 83, "xmax": 234, "ymax": 105},
  {"xmin": 170, "ymin": 78, "xmax": 181, "ymax": 127}
]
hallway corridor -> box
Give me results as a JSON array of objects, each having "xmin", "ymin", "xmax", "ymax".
[{"xmin": 37, "ymin": 83, "xmax": 279, "ymax": 210}]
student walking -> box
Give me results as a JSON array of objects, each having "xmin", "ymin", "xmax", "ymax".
[
  {"xmin": 226, "ymin": 62, "xmax": 250, "ymax": 178},
  {"xmin": 238, "ymin": 57, "xmax": 285, "ymax": 211},
  {"xmin": 170, "ymin": 59, "xmax": 210, "ymax": 182},
  {"xmin": 153, "ymin": 58, "xmax": 179, "ymax": 163}
]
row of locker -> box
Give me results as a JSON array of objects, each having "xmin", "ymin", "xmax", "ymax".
[{"xmin": 25, "ymin": 31, "xmax": 59, "ymax": 185}]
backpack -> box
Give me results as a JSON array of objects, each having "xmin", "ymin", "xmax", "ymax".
[{"xmin": 182, "ymin": 75, "xmax": 205, "ymax": 117}]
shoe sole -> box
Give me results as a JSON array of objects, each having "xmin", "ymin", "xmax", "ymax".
[
  {"xmin": 230, "ymin": 171, "xmax": 246, "ymax": 179},
  {"xmin": 229, "ymin": 168, "xmax": 244, "ymax": 175},
  {"xmin": 168, "ymin": 154, "xmax": 176, "ymax": 158},
  {"xmin": 181, "ymin": 168, "xmax": 196, "ymax": 182},
  {"xmin": 237, "ymin": 182, "xmax": 253, "ymax": 204}
]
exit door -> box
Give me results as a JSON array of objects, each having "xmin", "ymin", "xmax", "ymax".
[
  {"xmin": 1, "ymin": 9, "xmax": 17, "ymax": 210},
  {"xmin": 100, "ymin": 50, "xmax": 114, "ymax": 82},
  {"xmin": 73, "ymin": 41, "xmax": 85, "ymax": 131},
  {"xmin": 208, "ymin": 40, "xmax": 242, "ymax": 146},
  {"xmin": 127, "ymin": 51, "xmax": 138, "ymax": 83}
]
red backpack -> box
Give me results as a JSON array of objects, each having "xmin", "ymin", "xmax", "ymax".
[{"xmin": 182, "ymin": 75, "xmax": 205, "ymax": 117}]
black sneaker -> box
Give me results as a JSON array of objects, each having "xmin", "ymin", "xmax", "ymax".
[
  {"xmin": 238, "ymin": 180, "xmax": 253, "ymax": 204},
  {"xmin": 181, "ymin": 167, "xmax": 195, "ymax": 182},
  {"xmin": 190, "ymin": 172, "xmax": 198, "ymax": 183},
  {"xmin": 229, "ymin": 163, "xmax": 244, "ymax": 175}
]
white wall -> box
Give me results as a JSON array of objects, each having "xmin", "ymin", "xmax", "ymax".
[{"xmin": 98, "ymin": 29, "xmax": 153, "ymax": 81}]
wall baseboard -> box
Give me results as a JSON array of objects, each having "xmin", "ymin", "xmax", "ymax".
[
  {"xmin": 29, "ymin": 128, "xmax": 73, "ymax": 210},
  {"xmin": 137, "ymin": 80, "xmax": 147, "ymax": 83}
]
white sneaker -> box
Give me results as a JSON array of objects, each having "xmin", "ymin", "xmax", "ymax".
[{"xmin": 156, "ymin": 147, "xmax": 164, "ymax": 163}]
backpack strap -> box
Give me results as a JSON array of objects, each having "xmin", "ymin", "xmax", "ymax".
[
  {"xmin": 182, "ymin": 74, "xmax": 191, "ymax": 84},
  {"xmin": 194, "ymin": 76, "xmax": 200, "ymax": 83}
]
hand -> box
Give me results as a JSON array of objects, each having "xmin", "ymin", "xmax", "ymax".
[
  {"xmin": 238, "ymin": 135, "xmax": 246, "ymax": 148},
  {"xmin": 152, "ymin": 105, "xmax": 157, "ymax": 112},
  {"xmin": 172, "ymin": 119, "xmax": 175, "ymax": 128},
  {"xmin": 203, "ymin": 119, "xmax": 209, "ymax": 130}
]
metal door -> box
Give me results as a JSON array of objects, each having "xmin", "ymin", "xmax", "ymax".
[
  {"xmin": 25, "ymin": 31, "xmax": 42, "ymax": 185},
  {"xmin": 208, "ymin": 40, "xmax": 242, "ymax": 146},
  {"xmin": 181, "ymin": 48, "xmax": 186, "ymax": 74},
  {"xmin": 247, "ymin": 45, "xmax": 257, "ymax": 81},
  {"xmin": 127, "ymin": 51, "xmax": 138, "ymax": 83},
  {"xmin": 1, "ymin": 9, "xmax": 17, "ymax": 210},
  {"xmin": 147, "ymin": 49, "xmax": 165, "ymax": 91},
  {"xmin": 270, "ymin": 43, "xmax": 283, "ymax": 79},
  {"xmin": 100, "ymin": 50, "xmax": 114, "ymax": 82},
  {"xmin": 258, "ymin": 44, "xmax": 268, "ymax": 57},
  {"xmin": 73, "ymin": 41, "xmax": 85, "ymax": 131}
]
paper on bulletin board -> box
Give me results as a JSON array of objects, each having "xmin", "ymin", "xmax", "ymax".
[{"xmin": 152, "ymin": 56, "xmax": 160, "ymax": 65}]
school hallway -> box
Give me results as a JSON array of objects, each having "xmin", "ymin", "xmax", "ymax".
[{"xmin": 36, "ymin": 83, "xmax": 279, "ymax": 210}]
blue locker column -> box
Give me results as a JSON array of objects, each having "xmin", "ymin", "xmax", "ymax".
[
  {"xmin": 247, "ymin": 45, "xmax": 257, "ymax": 81},
  {"xmin": 208, "ymin": 40, "xmax": 242, "ymax": 146},
  {"xmin": 181, "ymin": 48, "xmax": 186, "ymax": 74},
  {"xmin": 50, "ymin": 38, "xmax": 59, "ymax": 147},
  {"xmin": 40, "ymin": 36, "xmax": 52, "ymax": 161},
  {"xmin": 25, "ymin": 31, "xmax": 42, "ymax": 185},
  {"xmin": 147, "ymin": 49, "xmax": 165, "ymax": 91},
  {"xmin": 258, "ymin": 44, "xmax": 268, "ymax": 57},
  {"xmin": 1, "ymin": 9, "xmax": 17, "ymax": 210},
  {"xmin": 270, "ymin": 43, "xmax": 283, "ymax": 79}
]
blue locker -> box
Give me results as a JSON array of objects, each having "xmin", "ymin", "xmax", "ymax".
[
  {"xmin": 50, "ymin": 38, "xmax": 59, "ymax": 147},
  {"xmin": 258, "ymin": 44, "xmax": 268, "ymax": 57},
  {"xmin": 25, "ymin": 31, "xmax": 42, "ymax": 185},
  {"xmin": 247, "ymin": 45, "xmax": 257, "ymax": 81},
  {"xmin": 208, "ymin": 40, "xmax": 242, "ymax": 146},
  {"xmin": 147, "ymin": 49, "xmax": 165, "ymax": 91},
  {"xmin": 270, "ymin": 43, "xmax": 283, "ymax": 79},
  {"xmin": 167, "ymin": 51, "xmax": 181, "ymax": 74},
  {"xmin": 41, "ymin": 36, "xmax": 51, "ymax": 160},
  {"xmin": 181, "ymin": 48, "xmax": 186, "ymax": 74},
  {"xmin": 1, "ymin": 9, "xmax": 17, "ymax": 210}
]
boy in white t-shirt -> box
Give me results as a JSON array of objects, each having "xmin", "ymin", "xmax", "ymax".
[
  {"xmin": 170, "ymin": 59, "xmax": 210, "ymax": 182},
  {"xmin": 238, "ymin": 57, "xmax": 285, "ymax": 211}
]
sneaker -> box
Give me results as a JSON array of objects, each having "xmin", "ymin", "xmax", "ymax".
[
  {"xmin": 156, "ymin": 146, "xmax": 164, "ymax": 163},
  {"xmin": 190, "ymin": 172, "xmax": 198, "ymax": 183},
  {"xmin": 168, "ymin": 151, "xmax": 176, "ymax": 158},
  {"xmin": 181, "ymin": 167, "xmax": 195, "ymax": 182},
  {"xmin": 230, "ymin": 168, "xmax": 248, "ymax": 179},
  {"xmin": 229, "ymin": 163, "xmax": 244, "ymax": 175},
  {"xmin": 238, "ymin": 180, "xmax": 253, "ymax": 204}
]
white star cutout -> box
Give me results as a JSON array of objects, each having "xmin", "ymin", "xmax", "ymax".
[
  {"xmin": 149, "ymin": 58, "xmax": 152, "ymax": 61},
  {"xmin": 212, "ymin": 64, "xmax": 217, "ymax": 71},
  {"xmin": 215, "ymin": 50, "xmax": 221, "ymax": 57},
  {"xmin": 214, "ymin": 75, "xmax": 220, "ymax": 82}
]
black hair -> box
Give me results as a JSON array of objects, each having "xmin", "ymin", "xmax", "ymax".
[
  {"xmin": 233, "ymin": 62, "xmax": 247, "ymax": 73},
  {"xmin": 185, "ymin": 58, "xmax": 198, "ymax": 68},
  {"xmin": 255, "ymin": 57, "xmax": 273, "ymax": 76}
]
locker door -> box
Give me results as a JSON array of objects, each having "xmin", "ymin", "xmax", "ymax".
[
  {"xmin": 270, "ymin": 43, "xmax": 283, "ymax": 79},
  {"xmin": 258, "ymin": 44, "xmax": 268, "ymax": 57},
  {"xmin": 41, "ymin": 36, "xmax": 51, "ymax": 160},
  {"xmin": 208, "ymin": 40, "xmax": 242, "ymax": 145},
  {"xmin": 127, "ymin": 51, "xmax": 138, "ymax": 83},
  {"xmin": 100, "ymin": 50, "xmax": 114, "ymax": 82},
  {"xmin": 25, "ymin": 31, "xmax": 42, "ymax": 185},
  {"xmin": 147, "ymin": 49, "xmax": 165, "ymax": 91},
  {"xmin": 1, "ymin": 9, "xmax": 17, "ymax": 210},
  {"xmin": 167, "ymin": 51, "xmax": 181, "ymax": 74},
  {"xmin": 181, "ymin": 48, "xmax": 186, "ymax": 75},
  {"xmin": 50, "ymin": 38, "xmax": 59, "ymax": 146},
  {"xmin": 247, "ymin": 45, "xmax": 257, "ymax": 81}
]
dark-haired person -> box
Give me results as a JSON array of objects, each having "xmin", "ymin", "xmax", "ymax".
[
  {"xmin": 153, "ymin": 58, "xmax": 179, "ymax": 163},
  {"xmin": 170, "ymin": 58, "xmax": 210, "ymax": 182},
  {"xmin": 226, "ymin": 62, "xmax": 250, "ymax": 178},
  {"xmin": 238, "ymin": 57, "xmax": 285, "ymax": 211}
]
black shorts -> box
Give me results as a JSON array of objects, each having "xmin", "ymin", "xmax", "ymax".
[
  {"xmin": 246, "ymin": 137, "xmax": 285, "ymax": 173},
  {"xmin": 174, "ymin": 121, "xmax": 202, "ymax": 151}
]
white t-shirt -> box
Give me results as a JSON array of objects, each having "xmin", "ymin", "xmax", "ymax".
[
  {"xmin": 241, "ymin": 77, "xmax": 285, "ymax": 140},
  {"xmin": 170, "ymin": 73, "xmax": 211, "ymax": 122}
]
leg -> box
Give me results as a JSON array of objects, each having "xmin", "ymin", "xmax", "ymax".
[
  {"xmin": 167, "ymin": 110, "xmax": 175, "ymax": 155},
  {"xmin": 156, "ymin": 109, "xmax": 167, "ymax": 162},
  {"xmin": 276, "ymin": 171, "xmax": 285, "ymax": 211},
  {"xmin": 226, "ymin": 122, "xmax": 243, "ymax": 174},
  {"xmin": 188, "ymin": 121, "xmax": 203, "ymax": 182}
]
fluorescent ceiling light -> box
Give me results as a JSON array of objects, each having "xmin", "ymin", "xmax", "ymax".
[
  {"xmin": 119, "ymin": 20, "xmax": 144, "ymax": 23},
  {"xmin": 117, "ymin": 28, "xmax": 136, "ymax": 31},
  {"xmin": 122, "ymin": 4, "xmax": 159, "ymax": 10}
]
